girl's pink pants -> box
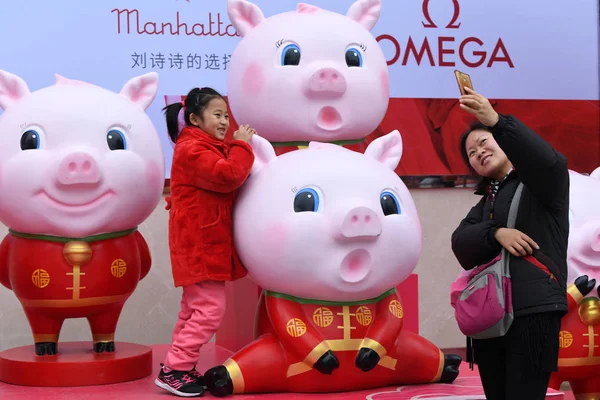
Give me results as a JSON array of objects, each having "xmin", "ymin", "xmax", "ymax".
[{"xmin": 164, "ymin": 280, "xmax": 226, "ymax": 371}]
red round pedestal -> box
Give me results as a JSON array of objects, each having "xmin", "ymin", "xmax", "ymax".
[{"xmin": 0, "ymin": 341, "xmax": 152, "ymax": 387}]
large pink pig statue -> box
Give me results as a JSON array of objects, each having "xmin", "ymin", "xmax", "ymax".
[
  {"xmin": 0, "ymin": 70, "xmax": 164, "ymax": 356},
  {"xmin": 548, "ymin": 168, "xmax": 600, "ymax": 397},
  {"xmin": 204, "ymin": 131, "xmax": 461, "ymax": 396},
  {"xmin": 566, "ymin": 168, "xmax": 600, "ymax": 284},
  {"xmin": 226, "ymin": 0, "xmax": 389, "ymax": 145}
]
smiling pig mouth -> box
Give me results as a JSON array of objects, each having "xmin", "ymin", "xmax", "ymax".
[
  {"xmin": 317, "ymin": 106, "xmax": 343, "ymax": 131},
  {"xmin": 38, "ymin": 189, "xmax": 115, "ymax": 209}
]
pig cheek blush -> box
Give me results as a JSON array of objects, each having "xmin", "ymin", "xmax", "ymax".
[{"xmin": 242, "ymin": 62, "xmax": 265, "ymax": 95}]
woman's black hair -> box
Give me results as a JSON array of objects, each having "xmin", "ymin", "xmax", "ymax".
[
  {"xmin": 459, "ymin": 121, "xmax": 493, "ymax": 194},
  {"xmin": 163, "ymin": 87, "xmax": 224, "ymax": 143}
]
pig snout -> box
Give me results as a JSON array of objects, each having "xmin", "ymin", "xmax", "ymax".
[
  {"xmin": 340, "ymin": 206, "xmax": 382, "ymax": 238},
  {"xmin": 57, "ymin": 152, "xmax": 101, "ymax": 185},
  {"xmin": 306, "ymin": 68, "xmax": 347, "ymax": 98}
]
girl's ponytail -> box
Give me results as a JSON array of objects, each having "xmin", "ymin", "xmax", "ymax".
[{"xmin": 163, "ymin": 102, "xmax": 184, "ymax": 144}]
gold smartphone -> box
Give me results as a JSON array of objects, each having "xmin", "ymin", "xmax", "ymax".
[{"xmin": 454, "ymin": 70, "xmax": 473, "ymax": 96}]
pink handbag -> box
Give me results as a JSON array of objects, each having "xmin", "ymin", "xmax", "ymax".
[{"xmin": 449, "ymin": 183, "xmax": 523, "ymax": 340}]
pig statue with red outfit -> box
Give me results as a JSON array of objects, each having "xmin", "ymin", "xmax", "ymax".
[
  {"xmin": 225, "ymin": 0, "xmax": 389, "ymax": 146},
  {"xmin": 548, "ymin": 168, "xmax": 600, "ymax": 399},
  {"xmin": 204, "ymin": 131, "xmax": 461, "ymax": 396},
  {"xmin": 0, "ymin": 70, "xmax": 164, "ymax": 356}
]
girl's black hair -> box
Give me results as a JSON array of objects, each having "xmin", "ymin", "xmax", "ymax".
[
  {"xmin": 163, "ymin": 87, "xmax": 224, "ymax": 143},
  {"xmin": 459, "ymin": 121, "xmax": 493, "ymax": 194}
]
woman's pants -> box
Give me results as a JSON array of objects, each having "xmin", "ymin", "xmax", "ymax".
[{"xmin": 473, "ymin": 311, "xmax": 563, "ymax": 400}]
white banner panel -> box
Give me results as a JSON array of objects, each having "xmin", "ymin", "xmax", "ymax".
[{"xmin": 0, "ymin": 0, "xmax": 598, "ymax": 176}]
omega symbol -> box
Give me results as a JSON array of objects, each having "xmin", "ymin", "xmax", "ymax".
[{"xmin": 421, "ymin": 0, "xmax": 461, "ymax": 29}]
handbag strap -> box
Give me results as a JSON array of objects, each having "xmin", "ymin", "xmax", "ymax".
[
  {"xmin": 501, "ymin": 182, "xmax": 524, "ymax": 271},
  {"xmin": 506, "ymin": 182, "xmax": 524, "ymax": 229},
  {"xmin": 504, "ymin": 182, "xmax": 563, "ymax": 286}
]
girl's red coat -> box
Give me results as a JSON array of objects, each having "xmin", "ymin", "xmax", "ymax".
[{"xmin": 168, "ymin": 126, "xmax": 254, "ymax": 287}]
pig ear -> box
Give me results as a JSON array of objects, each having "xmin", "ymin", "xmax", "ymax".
[
  {"xmin": 55, "ymin": 74, "xmax": 68, "ymax": 84},
  {"xmin": 0, "ymin": 69, "xmax": 31, "ymax": 111},
  {"xmin": 346, "ymin": 0, "xmax": 382, "ymax": 31},
  {"xmin": 590, "ymin": 166, "xmax": 600, "ymax": 180},
  {"xmin": 227, "ymin": 0, "xmax": 265, "ymax": 37},
  {"xmin": 297, "ymin": 3, "xmax": 321, "ymax": 13},
  {"xmin": 249, "ymin": 134, "xmax": 276, "ymax": 175},
  {"xmin": 364, "ymin": 130, "xmax": 403, "ymax": 170},
  {"xmin": 54, "ymin": 74, "xmax": 88, "ymax": 86},
  {"xmin": 120, "ymin": 72, "xmax": 159, "ymax": 110}
]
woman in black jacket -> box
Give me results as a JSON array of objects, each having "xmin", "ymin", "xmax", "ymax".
[{"xmin": 451, "ymin": 87, "xmax": 569, "ymax": 400}]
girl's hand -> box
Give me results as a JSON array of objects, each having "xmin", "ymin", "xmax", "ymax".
[
  {"xmin": 459, "ymin": 87, "xmax": 500, "ymax": 127},
  {"xmin": 233, "ymin": 124, "xmax": 256, "ymax": 143},
  {"xmin": 494, "ymin": 227, "xmax": 539, "ymax": 257}
]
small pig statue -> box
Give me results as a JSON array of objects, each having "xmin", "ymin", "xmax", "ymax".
[
  {"xmin": 0, "ymin": 70, "xmax": 164, "ymax": 356},
  {"xmin": 204, "ymin": 131, "xmax": 461, "ymax": 395},
  {"xmin": 548, "ymin": 168, "xmax": 600, "ymax": 397},
  {"xmin": 226, "ymin": 0, "xmax": 389, "ymax": 145}
]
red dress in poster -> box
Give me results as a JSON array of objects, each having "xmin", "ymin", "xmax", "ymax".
[{"xmin": 222, "ymin": 97, "xmax": 600, "ymax": 177}]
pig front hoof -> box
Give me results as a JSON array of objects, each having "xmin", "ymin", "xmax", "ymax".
[
  {"xmin": 93, "ymin": 341, "xmax": 115, "ymax": 353},
  {"xmin": 355, "ymin": 347, "xmax": 380, "ymax": 372},
  {"xmin": 440, "ymin": 354, "xmax": 462, "ymax": 383},
  {"xmin": 204, "ymin": 365, "xmax": 233, "ymax": 397},
  {"xmin": 35, "ymin": 342, "xmax": 58, "ymax": 356},
  {"xmin": 313, "ymin": 350, "xmax": 339, "ymax": 375},
  {"xmin": 575, "ymin": 275, "xmax": 596, "ymax": 297}
]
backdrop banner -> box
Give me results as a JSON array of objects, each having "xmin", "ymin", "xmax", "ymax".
[{"xmin": 1, "ymin": 0, "xmax": 598, "ymax": 178}]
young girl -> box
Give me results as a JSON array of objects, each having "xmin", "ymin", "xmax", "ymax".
[{"xmin": 155, "ymin": 87, "xmax": 256, "ymax": 397}]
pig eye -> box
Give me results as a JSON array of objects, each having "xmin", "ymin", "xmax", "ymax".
[
  {"xmin": 380, "ymin": 191, "xmax": 401, "ymax": 216},
  {"xmin": 345, "ymin": 48, "xmax": 363, "ymax": 68},
  {"xmin": 281, "ymin": 44, "xmax": 301, "ymax": 66},
  {"xmin": 20, "ymin": 128, "xmax": 41, "ymax": 151},
  {"xmin": 294, "ymin": 188, "xmax": 319, "ymax": 212},
  {"xmin": 107, "ymin": 129, "xmax": 127, "ymax": 151}
]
